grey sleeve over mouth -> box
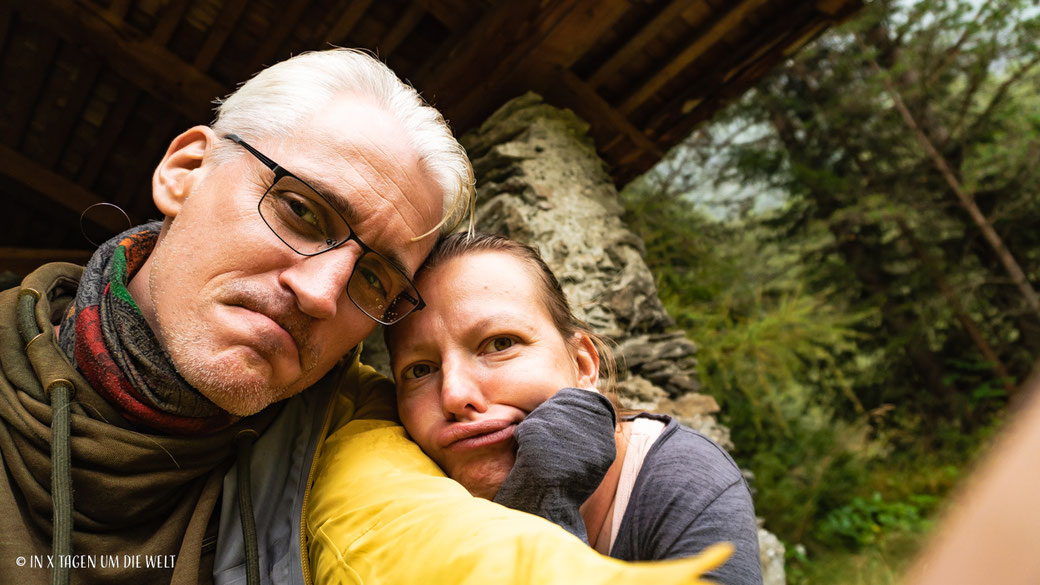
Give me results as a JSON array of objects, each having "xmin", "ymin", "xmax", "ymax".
[{"xmin": 492, "ymin": 387, "xmax": 617, "ymax": 543}]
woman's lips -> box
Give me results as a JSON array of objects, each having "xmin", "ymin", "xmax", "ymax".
[{"xmin": 437, "ymin": 419, "xmax": 517, "ymax": 451}]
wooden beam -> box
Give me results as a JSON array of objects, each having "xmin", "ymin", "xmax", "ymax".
[
  {"xmin": 36, "ymin": 49, "xmax": 103, "ymax": 169},
  {"xmin": 150, "ymin": 0, "xmax": 191, "ymax": 47},
  {"xmin": 817, "ymin": 0, "xmax": 851, "ymax": 16},
  {"xmin": 605, "ymin": 3, "xmax": 863, "ymax": 184},
  {"xmin": 413, "ymin": 0, "xmax": 565, "ymax": 127},
  {"xmin": 417, "ymin": 0, "xmax": 625, "ymax": 132},
  {"xmin": 524, "ymin": 0, "xmax": 631, "ymax": 69},
  {"xmin": 413, "ymin": 0, "xmax": 482, "ymax": 33},
  {"xmin": 545, "ymin": 66, "xmax": 665, "ymax": 160},
  {"xmin": 783, "ymin": 20, "xmax": 831, "ymax": 57},
  {"xmin": 17, "ymin": 0, "xmax": 225, "ymax": 124},
  {"xmin": 1, "ymin": 248, "xmax": 95, "ymax": 274},
  {"xmin": 0, "ymin": 144, "xmax": 128, "ymax": 233},
  {"xmin": 3, "ymin": 24, "xmax": 59, "ymax": 148},
  {"xmin": 414, "ymin": 0, "xmax": 543, "ymax": 87},
  {"xmin": 380, "ymin": 2, "xmax": 427, "ymax": 58},
  {"xmin": 116, "ymin": 101, "xmax": 178, "ymax": 211},
  {"xmin": 77, "ymin": 83, "xmax": 140, "ymax": 188},
  {"xmin": 0, "ymin": 4, "xmax": 13, "ymax": 59},
  {"xmin": 108, "ymin": 0, "xmax": 133, "ymax": 21},
  {"xmin": 246, "ymin": 0, "xmax": 310, "ymax": 72},
  {"xmin": 322, "ymin": 0, "xmax": 372, "ymax": 46},
  {"xmin": 644, "ymin": 4, "xmax": 821, "ymax": 145},
  {"xmin": 587, "ymin": 0, "xmax": 691, "ymax": 89},
  {"xmin": 193, "ymin": 0, "xmax": 249, "ymax": 72},
  {"xmin": 618, "ymin": 0, "xmax": 767, "ymax": 115}
]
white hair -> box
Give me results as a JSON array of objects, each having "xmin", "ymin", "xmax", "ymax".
[{"xmin": 210, "ymin": 48, "xmax": 473, "ymax": 234}]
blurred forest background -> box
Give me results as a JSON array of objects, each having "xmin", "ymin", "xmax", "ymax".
[{"xmin": 620, "ymin": 0, "xmax": 1040, "ymax": 582}]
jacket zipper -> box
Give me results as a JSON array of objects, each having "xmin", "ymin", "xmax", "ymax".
[{"xmin": 298, "ymin": 361, "xmax": 350, "ymax": 585}]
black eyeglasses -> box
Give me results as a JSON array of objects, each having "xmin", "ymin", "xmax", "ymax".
[{"xmin": 225, "ymin": 134, "xmax": 425, "ymax": 325}]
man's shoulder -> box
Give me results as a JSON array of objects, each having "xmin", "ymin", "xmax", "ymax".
[
  {"xmin": 2, "ymin": 262, "xmax": 83, "ymax": 303},
  {"xmin": 19, "ymin": 262, "xmax": 85, "ymax": 286}
]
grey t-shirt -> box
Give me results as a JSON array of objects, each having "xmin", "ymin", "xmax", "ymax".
[{"xmin": 494, "ymin": 388, "xmax": 762, "ymax": 585}]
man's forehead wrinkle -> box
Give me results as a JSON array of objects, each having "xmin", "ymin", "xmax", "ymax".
[
  {"xmin": 334, "ymin": 141, "xmax": 436, "ymax": 262},
  {"xmin": 334, "ymin": 148, "xmax": 421, "ymax": 275},
  {"xmin": 338, "ymin": 114, "xmax": 437, "ymax": 237},
  {"xmin": 300, "ymin": 173, "xmax": 361, "ymax": 225},
  {"xmin": 373, "ymin": 140, "xmax": 439, "ymax": 234},
  {"xmin": 353, "ymin": 146, "xmax": 435, "ymax": 242}
]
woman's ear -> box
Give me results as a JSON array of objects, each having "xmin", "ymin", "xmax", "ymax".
[
  {"xmin": 152, "ymin": 126, "xmax": 217, "ymax": 218},
  {"xmin": 572, "ymin": 332, "xmax": 601, "ymax": 391}
]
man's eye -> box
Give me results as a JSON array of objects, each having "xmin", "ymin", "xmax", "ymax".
[
  {"xmin": 358, "ymin": 266, "xmax": 389, "ymax": 299},
  {"xmin": 269, "ymin": 190, "xmax": 328, "ymax": 237},
  {"xmin": 402, "ymin": 363, "xmax": 436, "ymax": 380},
  {"xmin": 486, "ymin": 337, "xmax": 516, "ymax": 353},
  {"xmin": 288, "ymin": 198, "xmax": 321, "ymax": 227}
]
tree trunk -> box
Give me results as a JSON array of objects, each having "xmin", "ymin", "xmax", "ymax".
[{"xmin": 870, "ymin": 57, "xmax": 1040, "ymax": 321}]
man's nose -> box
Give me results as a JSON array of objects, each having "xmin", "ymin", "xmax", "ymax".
[
  {"xmin": 279, "ymin": 244, "xmax": 361, "ymax": 320},
  {"xmin": 440, "ymin": 359, "xmax": 488, "ymax": 421}
]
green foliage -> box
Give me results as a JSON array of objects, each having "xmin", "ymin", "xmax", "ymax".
[
  {"xmin": 816, "ymin": 492, "xmax": 936, "ymax": 549},
  {"xmin": 620, "ymin": 0, "xmax": 1039, "ymax": 581},
  {"xmin": 785, "ymin": 528, "xmax": 925, "ymax": 585},
  {"xmin": 621, "ymin": 178, "xmax": 885, "ymax": 546}
]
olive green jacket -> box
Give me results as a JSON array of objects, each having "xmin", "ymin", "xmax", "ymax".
[{"xmin": 0, "ymin": 263, "xmax": 278, "ymax": 584}]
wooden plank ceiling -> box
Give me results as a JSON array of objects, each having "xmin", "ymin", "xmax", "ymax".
[{"xmin": 1, "ymin": 0, "xmax": 859, "ymax": 275}]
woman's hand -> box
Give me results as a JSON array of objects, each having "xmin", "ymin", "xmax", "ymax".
[{"xmin": 493, "ymin": 388, "xmax": 617, "ymax": 542}]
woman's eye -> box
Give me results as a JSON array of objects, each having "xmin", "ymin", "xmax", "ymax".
[
  {"xmin": 486, "ymin": 337, "xmax": 516, "ymax": 353},
  {"xmin": 402, "ymin": 363, "xmax": 436, "ymax": 380}
]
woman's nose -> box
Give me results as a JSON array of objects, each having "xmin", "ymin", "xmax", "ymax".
[{"xmin": 439, "ymin": 360, "xmax": 488, "ymax": 420}]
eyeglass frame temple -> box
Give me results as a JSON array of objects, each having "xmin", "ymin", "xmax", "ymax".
[{"xmin": 226, "ymin": 134, "xmax": 281, "ymax": 174}]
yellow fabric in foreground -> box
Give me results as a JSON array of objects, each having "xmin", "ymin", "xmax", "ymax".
[{"xmin": 307, "ymin": 372, "xmax": 732, "ymax": 585}]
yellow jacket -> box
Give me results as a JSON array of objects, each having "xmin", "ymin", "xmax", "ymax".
[{"xmin": 305, "ymin": 361, "xmax": 731, "ymax": 584}]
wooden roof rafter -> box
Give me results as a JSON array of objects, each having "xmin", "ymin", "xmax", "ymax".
[
  {"xmin": 0, "ymin": 144, "xmax": 128, "ymax": 233},
  {"xmin": 245, "ymin": 0, "xmax": 311, "ymax": 74},
  {"xmin": 379, "ymin": 2, "xmax": 428, "ymax": 58},
  {"xmin": 323, "ymin": 0, "xmax": 374, "ymax": 47},
  {"xmin": 22, "ymin": 0, "xmax": 222, "ymax": 123},
  {"xmin": 586, "ymin": 0, "xmax": 691, "ymax": 90},
  {"xmin": 193, "ymin": 0, "xmax": 249, "ymax": 72},
  {"xmin": 618, "ymin": 0, "xmax": 769, "ymax": 116},
  {"xmin": 0, "ymin": 0, "xmax": 862, "ymax": 270}
]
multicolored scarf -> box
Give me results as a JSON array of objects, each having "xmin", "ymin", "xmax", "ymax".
[{"xmin": 57, "ymin": 222, "xmax": 236, "ymax": 435}]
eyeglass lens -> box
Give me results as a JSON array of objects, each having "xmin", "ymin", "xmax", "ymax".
[{"xmin": 258, "ymin": 174, "xmax": 421, "ymax": 324}]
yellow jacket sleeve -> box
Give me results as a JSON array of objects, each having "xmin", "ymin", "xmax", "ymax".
[{"xmin": 307, "ymin": 370, "xmax": 732, "ymax": 585}]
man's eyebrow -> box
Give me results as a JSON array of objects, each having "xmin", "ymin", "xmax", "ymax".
[{"xmin": 297, "ymin": 173, "xmax": 414, "ymax": 277}]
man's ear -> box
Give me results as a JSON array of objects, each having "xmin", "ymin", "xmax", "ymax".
[
  {"xmin": 152, "ymin": 125, "xmax": 217, "ymax": 218},
  {"xmin": 572, "ymin": 332, "xmax": 601, "ymax": 391}
]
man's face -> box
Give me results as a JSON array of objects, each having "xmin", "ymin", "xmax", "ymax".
[{"xmin": 133, "ymin": 97, "xmax": 442, "ymax": 416}]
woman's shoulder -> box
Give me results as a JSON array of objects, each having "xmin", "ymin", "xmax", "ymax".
[
  {"xmin": 612, "ymin": 412, "xmax": 760, "ymax": 577},
  {"xmin": 627, "ymin": 412, "xmax": 746, "ymax": 491}
]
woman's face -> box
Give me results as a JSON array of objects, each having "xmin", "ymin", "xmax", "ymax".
[{"xmin": 388, "ymin": 250, "xmax": 598, "ymax": 499}]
